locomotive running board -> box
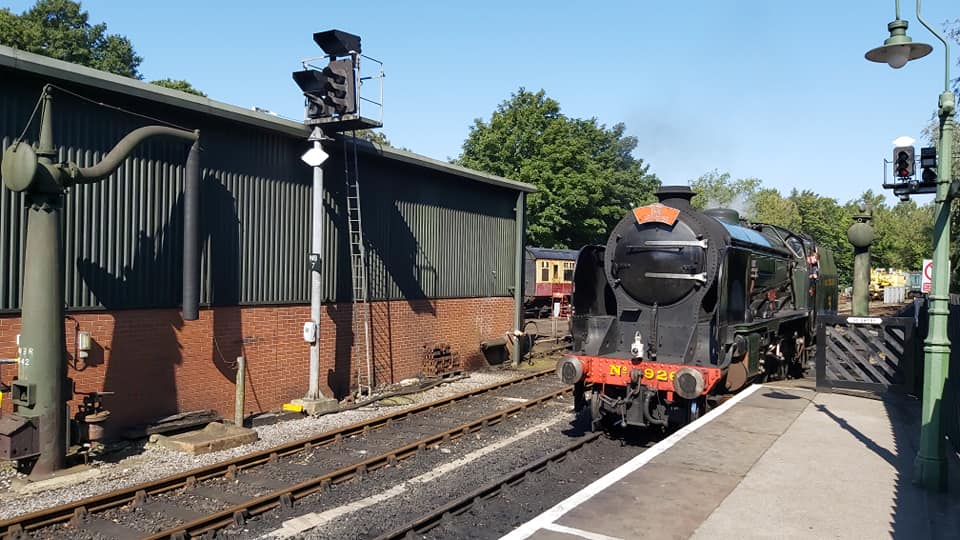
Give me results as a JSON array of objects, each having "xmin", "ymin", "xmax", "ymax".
[{"xmin": 645, "ymin": 271, "xmax": 708, "ymax": 283}]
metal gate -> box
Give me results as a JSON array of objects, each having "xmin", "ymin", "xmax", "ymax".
[{"xmin": 815, "ymin": 315, "xmax": 917, "ymax": 393}]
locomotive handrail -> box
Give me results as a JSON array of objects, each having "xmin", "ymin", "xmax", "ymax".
[
  {"xmin": 643, "ymin": 239, "xmax": 709, "ymax": 248},
  {"xmin": 645, "ymin": 271, "xmax": 708, "ymax": 283}
]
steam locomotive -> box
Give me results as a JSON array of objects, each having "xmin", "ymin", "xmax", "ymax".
[{"xmin": 556, "ymin": 186, "xmax": 838, "ymax": 429}]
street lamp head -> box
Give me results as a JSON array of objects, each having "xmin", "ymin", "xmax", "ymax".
[{"xmin": 865, "ymin": 19, "xmax": 932, "ymax": 69}]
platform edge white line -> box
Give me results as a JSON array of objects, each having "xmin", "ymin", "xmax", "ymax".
[{"xmin": 499, "ymin": 383, "xmax": 763, "ymax": 540}]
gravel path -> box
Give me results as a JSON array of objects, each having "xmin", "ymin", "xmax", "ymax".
[{"xmin": 0, "ymin": 368, "xmax": 535, "ymax": 521}]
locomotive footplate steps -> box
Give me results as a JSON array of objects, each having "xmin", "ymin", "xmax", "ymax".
[{"xmin": 506, "ymin": 384, "xmax": 960, "ymax": 540}]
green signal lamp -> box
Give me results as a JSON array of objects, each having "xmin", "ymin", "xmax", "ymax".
[{"xmin": 865, "ymin": 19, "xmax": 932, "ymax": 68}]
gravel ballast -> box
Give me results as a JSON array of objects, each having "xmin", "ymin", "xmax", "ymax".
[{"xmin": 0, "ymin": 368, "xmax": 535, "ymax": 521}]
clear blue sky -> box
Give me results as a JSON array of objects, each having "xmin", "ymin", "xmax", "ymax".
[{"xmin": 6, "ymin": 0, "xmax": 957, "ymax": 204}]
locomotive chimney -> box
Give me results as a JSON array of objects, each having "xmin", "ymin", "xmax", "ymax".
[{"xmin": 656, "ymin": 185, "xmax": 695, "ymax": 210}]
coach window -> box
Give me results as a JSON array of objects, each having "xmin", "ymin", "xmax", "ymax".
[
  {"xmin": 553, "ymin": 264, "xmax": 559, "ymax": 281},
  {"xmin": 563, "ymin": 262, "xmax": 574, "ymax": 281},
  {"xmin": 541, "ymin": 261, "xmax": 549, "ymax": 282}
]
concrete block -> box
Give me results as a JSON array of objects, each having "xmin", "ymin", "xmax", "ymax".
[
  {"xmin": 290, "ymin": 398, "xmax": 339, "ymax": 417},
  {"xmin": 155, "ymin": 422, "xmax": 258, "ymax": 455},
  {"xmin": 11, "ymin": 465, "xmax": 100, "ymax": 494}
]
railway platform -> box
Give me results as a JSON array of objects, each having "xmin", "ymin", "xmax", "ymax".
[{"xmin": 504, "ymin": 383, "xmax": 960, "ymax": 540}]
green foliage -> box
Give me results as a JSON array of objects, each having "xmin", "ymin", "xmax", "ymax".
[
  {"xmin": 457, "ymin": 88, "xmax": 659, "ymax": 249},
  {"xmin": 689, "ymin": 170, "xmax": 760, "ymax": 211},
  {"xmin": 150, "ymin": 79, "xmax": 206, "ymax": 97},
  {"xmin": 866, "ymin": 198, "xmax": 932, "ymax": 271},
  {"xmin": 0, "ymin": 0, "xmax": 142, "ymax": 78},
  {"xmin": 750, "ymin": 188, "xmax": 801, "ymax": 231},
  {"xmin": 354, "ymin": 129, "xmax": 391, "ymax": 146}
]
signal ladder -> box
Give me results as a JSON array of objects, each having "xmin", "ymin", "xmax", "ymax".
[{"xmin": 345, "ymin": 136, "xmax": 373, "ymax": 398}]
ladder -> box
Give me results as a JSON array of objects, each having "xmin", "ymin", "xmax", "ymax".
[{"xmin": 345, "ymin": 139, "xmax": 373, "ymax": 398}]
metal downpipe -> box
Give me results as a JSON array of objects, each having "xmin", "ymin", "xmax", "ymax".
[
  {"xmin": 182, "ymin": 141, "xmax": 201, "ymax": 321},
  {"xmin": 512, "ymin": 192, "xmax": 526, "ymax": 365}
]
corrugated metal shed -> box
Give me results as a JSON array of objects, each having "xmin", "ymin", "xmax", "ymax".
[{"xmin": 0, "ymin": 45, "xmax": 534, "ymax": 312}]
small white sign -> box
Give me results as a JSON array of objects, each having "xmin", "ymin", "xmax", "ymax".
[
  {"xmin": 552, "ymin": 302, "xmax": 561, "ymax": 318},
  {"xmin": 301, "ymin": 147, "xmax": 329, "ymax": 167},
  {"xmin": 847, "ymin": 317, "xmax": 882, "ymax": 325},
  {"xmin": 922, "ymin": 259, "xmax": 933, "ymax": 293}
]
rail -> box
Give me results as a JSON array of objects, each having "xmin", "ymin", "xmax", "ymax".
[{"xmin": 0, "ymin": 369, "xmax": 555, "ymax": 537}]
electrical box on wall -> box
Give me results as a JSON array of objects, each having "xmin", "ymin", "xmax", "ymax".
[
  {"xmin": 77, "ymin": 331, "xmax": 92, "ymax": 352},
  {"xmin": 303, "ymin": 321, "xmax": 318, "ymax": 343}
]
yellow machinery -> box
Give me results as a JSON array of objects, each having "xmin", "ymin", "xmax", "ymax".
[{"xmin": 870, "ymin": 268, "xmax": 907, "ymax": 299}]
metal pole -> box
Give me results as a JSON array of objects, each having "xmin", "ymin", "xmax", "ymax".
[
  {"xmin": 307, "ymin": 138, "xmax": 324, "ymax": 400},
  {"xmin": 18, "ymin": 91, "xmax": 67, "ymax": 477},
  {"xmin": 234, "ymin": 356, "xmax": 246, "ymax": 428},
  {"xmin": 512, "ymin": 192, "xmax": 526, "ymax": 366},
  {"xmin": 913, "ymin": 0, "xmax": 953, "ymax": 491},
  {"xmin": 852, "ymin": 247, "xmax": 871, "ymax": 316},
  {"xmin": 915, "ymin": 89, "xmax": 954, "ymax": 491}
]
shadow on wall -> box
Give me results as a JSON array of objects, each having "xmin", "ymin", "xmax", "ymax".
[
  {"xmin": 76, "ymin": 174, "xmax": 244, "ymax": 426},
  {"xmin": 326, "ymin": 150, "xmax": 438, "ymax": 316},
  {"xmin": 363, "ymin": 202, "xmax": 438, "ymax": 316}
]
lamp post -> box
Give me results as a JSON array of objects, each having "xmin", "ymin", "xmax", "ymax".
[{"xmin": 865, "ymin": 0, "xmax": 954, "ymax": 491}]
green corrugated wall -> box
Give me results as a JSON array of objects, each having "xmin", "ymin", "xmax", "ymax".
[{"xmin": 0, "ymin": 69, "xmax": 518, "ymax": 312}]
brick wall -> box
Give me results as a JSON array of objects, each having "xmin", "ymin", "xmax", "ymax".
[{"xmin": 0, "ymin": 297, "xmax": 515, "ymax": 430}]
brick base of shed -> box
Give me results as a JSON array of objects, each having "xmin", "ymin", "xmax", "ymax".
[{"xmin": 0, "ymin": 297, "xmax": 515, "ymax": 432}]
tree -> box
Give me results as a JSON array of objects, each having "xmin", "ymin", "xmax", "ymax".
[
  {"xmin": 458, "ymin": 88, "xmax": 660, "ymax": 249},
  {"xmin": 150, "ymin": 78, "xmax": 206, "ymax": 97},
  {"xmin": 750, "ymin": 188, "xmax": 801, "ymax": 231},
  {"xmin": 0, "ymin": 0, "xmax": 142, "ymax": 78},
  {"xmin": 689, "ymin": 170, "xmax": 760, "ymax": 212}
]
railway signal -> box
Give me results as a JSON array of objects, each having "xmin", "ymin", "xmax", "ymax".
[
  {"xmin": 291, "ymin": 29, "xmax": 382, "ymax": 130},
  {"xmin": 920, "ymin": 146, "xmax": 938, "ymax": 183},
  {"xmin": 894, "ymin": 145, "xmax": 915, "ymax": 178}
]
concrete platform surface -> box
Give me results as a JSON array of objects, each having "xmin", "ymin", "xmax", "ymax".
[{"xmin": 504, "ymin": 384, "xmax": 960, "ymax": 540}]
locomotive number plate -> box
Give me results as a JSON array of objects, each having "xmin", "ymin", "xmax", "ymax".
[
  {"xmin": 608, "ymin": 364, "xmax": 676, "ymax": 381},
  {"xmin": 643, "ymin": 368, "xmax": 676, "ymax": 381}
]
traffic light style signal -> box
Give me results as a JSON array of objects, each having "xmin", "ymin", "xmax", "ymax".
[
  {"xmin": 920, "ymin": 146, "xmax": 938, "ymax": 183},
  {"xmin": 291, "ymin": 59, "xmax": 357, "ymax": 120},
  {"xmin": 322, "ymin": 59, "xmax": 356, "ymax": 115},
  {"xmin": 894, "ymin": 146, "xmax": 915, "ymax": 178}
]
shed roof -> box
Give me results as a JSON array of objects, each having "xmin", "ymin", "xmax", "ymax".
[
  {"xmin": 0, "ymin": 45, "xmax": 536, "ymax": 194},
  {"xmin": 526, "ymin": 247, "xmax": 579, "ymax": 261}
]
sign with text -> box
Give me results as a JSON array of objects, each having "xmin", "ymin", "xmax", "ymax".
[{"xmin": 922, "ymin": 259, "xmax": 933, "ymax": 293}]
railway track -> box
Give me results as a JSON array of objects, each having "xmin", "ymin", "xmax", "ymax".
[
  {"xmin": 372, "ymin": 432, "xmax": 604, "ymax": 540},
  {"xmin": 0, "ymin": 369, "xmax": 566, "ymax": 539}
]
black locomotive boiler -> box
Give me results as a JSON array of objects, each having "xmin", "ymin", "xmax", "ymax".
[{"xmin": 556, "ymin": 186, "xmax": 838, "ymax": 429}]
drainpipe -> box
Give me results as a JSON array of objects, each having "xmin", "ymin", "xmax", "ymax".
[{"xmin": 512, "ymin": 191, "xmax": 526, "ymax": 365}]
